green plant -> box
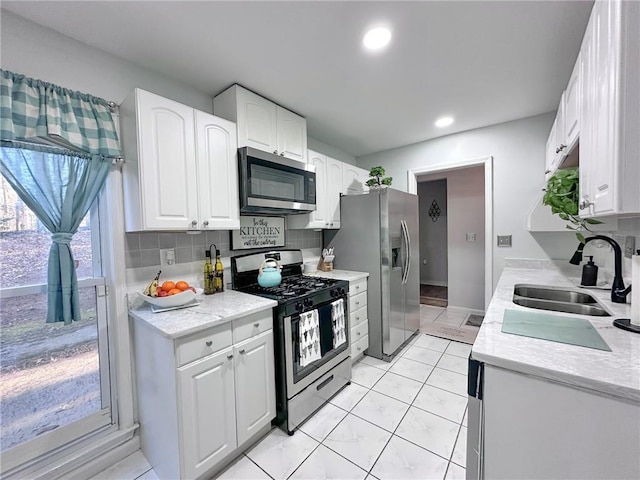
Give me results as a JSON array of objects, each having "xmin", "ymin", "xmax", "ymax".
[
  {"xmin": 542, "ymin": 167, "xmax": 601, "ymax": 242},
  {"xmin": 365, "ymin": 166, "xmax": 393, "ymax": 188}
]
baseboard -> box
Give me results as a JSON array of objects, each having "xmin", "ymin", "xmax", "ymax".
[
  {"xmin": 446, "ymin": 306, "xmax": 485, "ymax": 316},
  {"xmin": 420, "ymin": 281, "xmax": 448, "ymax": 287}
]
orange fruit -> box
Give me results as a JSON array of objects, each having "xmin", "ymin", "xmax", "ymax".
[
  {"xmin": 175, "ymin": 281, "xmax": 189, "ymax": 291},
  {"xmin": 167, "ymin": 288, "xmax": 182, "ymax": 296},
  {"xmin": 161, "ymin": 281, "xmax": 176, "ymax": 292}
]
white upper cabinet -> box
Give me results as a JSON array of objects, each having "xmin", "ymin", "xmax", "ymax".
[
  {"xmin": 564, "ymin": 53, "xmax": 581, "ymax": 149},
  {"xmin": 579, "ymin": 0, "xmax": 640, "ymax": 217},
  {"xmin": 343, "ymin": 164, "xmax": 370, "ymax": 195},
  {"xmin": 214, "ymin": 85, "xmax": 307, "ymax": 163},
  {"xmin": 120, "ymin": 88, "xmax": 240, "ymax": 231},
  {"xmin": 288, "ymin": 150, "xmax": 343, "ymax": 229}
]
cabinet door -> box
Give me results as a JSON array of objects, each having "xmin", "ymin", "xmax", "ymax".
[
  {"xmin": 195, "ymin": 111, "xmax": 240, "ymax": 230},
  {"xmin": 326, "ymin": 158, "xmax": 343, "ymax": 228},
  {"xmin": 544, "ymin": 118, "xmax": 557, "ymax": 181},
  {"xmin": 308, "ymin": 150, "xmax": 329, "ymax": 228},
  {"xmin": 236, "ymin": 87, "xmax": 278, "ymax": 153},
  {"xmin": 234, "ymin": 330, "xmax": 276, "ymax": 446},
  {"xmin": 276, "ymin": 106, "xmax": 307, "ymax": 162},
  {"xmin": 579, "ymin": 12, "xmax": 596, "ymax": 217},
  {"xmin": 343, "ymin": 164, "xmax": 370, "ymax": 195},
  {"xmin": 564, "ymin": 53, "xmax": 581, "ymax": 149},
  {"xmin": 178, "ymin": 347, "xmax": 236, "ymax": 479},
  {"xmin": 137, "ymin": 90, "xmax": 199, "ymax": 229}
]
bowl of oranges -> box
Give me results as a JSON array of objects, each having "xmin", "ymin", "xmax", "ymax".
[{"xmin": 140, "ymin": 278, "xmax": 203, "ymax": 308}]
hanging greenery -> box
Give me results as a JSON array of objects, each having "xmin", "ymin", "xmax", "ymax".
[
  {"xmin": 542, "ymin": 167, "xmax": 602, "ymax": 242},
  {"xmin": 365, "ymin": 166, "xmax": 393, "ymax": 188}
]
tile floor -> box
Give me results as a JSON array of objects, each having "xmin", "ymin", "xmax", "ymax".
[{"xmin": 94, "ymin": 307, "xmax": 472, "ymax": 480}]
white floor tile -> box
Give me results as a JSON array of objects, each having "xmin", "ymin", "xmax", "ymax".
[
  {"xmin": 462, "ymin": 408, "xmax": 468, "ymax": 427},
  {"xmin": 388, "ymin": 357, "xmax": 434, "ymax": 383},
  {"xmin": 360, "ymin": 355, "xmax": 394, "ymax": 371},
  {"xmin": 351, "ymin": 362, "xmax": 386, "ymax": 388},
  {"xmin": 436, "ymin": 354, "xmax": 468, "ymax": 375},
  {"xmin": 451, "ymin": 426, "xmax": 467, "ymax": 467},
  {"xmin": 413, "ymin": 384, "xmax": 467, "ymax": 424},
  {"xmin": 351, "ymin": 390, "xmax": 410, "ymax": 432},
  {"xmin": 216, "ymin": 455, "xmax": 270, "ymax": 480},
  {"xmin": 395, "ymin": 407, "xmax": 460, "ymax": 459},
  {"xmin": 426, "ymin": 368, "xmax": 468, "ymax": 397},
  {"xmin": 433, "ymin": 310, "xmax": 468, "ymax": 327},
  {"xmin": 90, "ymin": 451, "xmax": 151, "ymax": 480},
  {"xmin": 371, "ymin": 372, "xmax": 423, "ymax": 404},
  {"xmin": 329, "ymin": 382, "xmax": 369, "ymax": 411},
  {"xmin": 365, "ymin": 475, "xmax": 381, "ymax": 480},
  {"xmin": 402, "ymin": 344, "xmax": 443, "ymax": 366},
  {"xmin": 246, "ymin": 429, "xmax": 319, "ymax": 480},
  {"xmin": 289, "ymin": 444, "xmax": 367, "ymax": 480},
  {"xmin": 445, "ymin": 342, "xmax": 472, "ymax": 359},
  {"xmin": 136, "ymin": 469, "xmax": 159, "ymax": 480},
  {"xmin": 445, "ymin": 462, "xmax": 466, "ymax": 480},
  {"xmin": 412, "ymin": 335, "xmax": 451, "ymax": 353},
  {"xmin": 371, "ymin": 435, "xmax": 449, "ymax": 480},
  {"xmin": 299, "ymin": 402, "xmax": 348, "ymax": 441},
  {"xmin": 324, "ymin": 414, "xmax": 392, "ymax": 471}
]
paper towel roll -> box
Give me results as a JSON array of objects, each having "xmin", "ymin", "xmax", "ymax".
[{"xmin": 632, "ymin": 255, "xmax": 640, "ymax": 321}]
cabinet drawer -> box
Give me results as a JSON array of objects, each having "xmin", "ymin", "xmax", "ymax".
[
  {"xmin": 232, "ymin": 310, "xmax": 273, "ymax": 344},
  {"xmin": 175, "ymin": 323, "xmax": 232, "ymax": 367},
  {"xmin": 349, "ymin": 278, "xmax": 367, "ymax": 297},
  {"xmin": 351, "ymin": 334, "xmax": 369, "ymax": 358},
  {"xmin": 350, "ymin": 306, "xmax": 367, "ymax": 329},
  {"xmin": 349, "ymin": 291, "xmax": 367, "ymax": 313},
  {"xmin": 350, "ymin": 321, "xmax": 368, "ymax": 345}
]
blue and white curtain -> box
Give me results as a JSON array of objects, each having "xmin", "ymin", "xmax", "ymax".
[{"xmin": 0, "ymin": 70, "xmax": 121, "ymax": 324}]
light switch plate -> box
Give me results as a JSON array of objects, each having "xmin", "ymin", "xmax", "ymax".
[{"xmin": 497, "ymin": 235, "xmax": 512, "ymax": 247}]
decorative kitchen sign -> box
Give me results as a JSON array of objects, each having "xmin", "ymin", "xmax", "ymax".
[{"xmin": 232, "ymin": 216, "xmax": 286, "ymax": 250}]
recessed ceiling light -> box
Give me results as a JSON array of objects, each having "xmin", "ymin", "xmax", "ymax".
[
  {"xmin": 435, "ymin": 116, "xmax": 454, "ymax": 128},
  {"xmin": 363, "ymin": 27, "xmax": 391, "ymax": 51}
]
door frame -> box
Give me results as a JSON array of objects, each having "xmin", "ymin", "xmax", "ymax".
[{"xmin": 407, "ymin": 156, "xmax": 493, "ymax": 310}]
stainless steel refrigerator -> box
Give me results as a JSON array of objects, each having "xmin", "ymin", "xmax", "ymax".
[{"xmin": 325, "ymin": 188, "xmax": 420, "ymax": 360}]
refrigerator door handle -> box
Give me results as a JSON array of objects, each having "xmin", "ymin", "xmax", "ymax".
[
  {"xmin": 400, "ymin": 220, "xmax": 409, "ymax": 284},
  {"xmin": 405, "ymin": 220, "xmax": 412, "ymax": 283}
]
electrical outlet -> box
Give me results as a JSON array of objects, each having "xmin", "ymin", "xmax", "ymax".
[
  {"xmin": 497, "ymin": 235, "xmax": 512, "ymax": 247},
  {"xmin": 624, "ymin": 236, "xmax": 636, "ymax": 259},
  {"xmin": 160, "ymin": 248, "xmax": 175, "ymax": 266}
]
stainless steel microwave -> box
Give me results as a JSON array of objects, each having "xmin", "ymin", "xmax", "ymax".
[{"xmin": 238, "ymin": 147, "xmax": 316, "ymax": 215}]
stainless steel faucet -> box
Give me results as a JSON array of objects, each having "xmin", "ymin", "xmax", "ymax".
[{"xmin": 569, "ymin": 235, "xmax": 632, "ymax": 304}]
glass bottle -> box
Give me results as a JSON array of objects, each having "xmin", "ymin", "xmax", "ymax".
[
  {"xmin": 214, "ymin": 249, "xmax": 224, "ymax": 292},
  {"xmin": 203, "ymin": 249, "xmax": 215, "ymax": 295}
]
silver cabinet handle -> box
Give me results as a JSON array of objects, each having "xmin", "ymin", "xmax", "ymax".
[
  {"xmin": 357, "ymin": 331, "xmax": 361, "ymax": 336},
  {"xmin": 227, "ymin": 354, "xmax": 233, "ymax": 359},
  {"xmin": 191, "ymin": 220, "xmax": 198, "ymax": 226},
  {"xmin": 239, "ymin": 349, "xmax": 246, "ymax": 354},
  {"xmin": 545, "ymin": 169, "xmax": 551, "ymax": 174},
  {"xmin": 356, "ymin": 285, "xmax": 360, "ymax": 290},
  {"xmin": 253, "ymin": 322, "xmax": 260, "ymax": 327},
  {"xmin": 280, "ymin": 152, "xmax": 285, "ymax": 156},
  {"xmin": 356, "ymin": 316, "xmax": 360, "ymax": 321},
  {"xmin": 579, "ymin": 200, "xmax": 593, "ymax": 210},
  {"xmin": 356, "ymin": 301, "xmax": 360, "ymax": 306},
  {"xmin": 357, "ymin": 346, "xmax": 362, "ymax": 351},
  {"xmin": 205, "ymin": 340, "xmax": 213, "ymax": 347},
  {"xmin": 273, "ymin": 150, "xmax": 278, "ymax": 154},
  {"xmin": 203, "ymin": 221, "xmax": 209, "ymax": 226},
  {"xmin": 330, "ymin": 223, "xmax": 334, "ymax": 227},
  {"xmin": 559, "ymin": 144, "xmax": 567, "ymax": 151}
]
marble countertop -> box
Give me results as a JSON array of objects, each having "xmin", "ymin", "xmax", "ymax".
[
  {"xmin": 473, "ymin": 259, "xmax": 639, "ymax": 402},
  {"xmin": 304, "ymin": 269, "xmax": 369, "ymax": 282},
  {"xmin": 129, "ymin": 290, "xmax": 277, "ymax": 339}
]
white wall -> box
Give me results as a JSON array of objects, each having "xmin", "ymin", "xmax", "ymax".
[
  {"xmin": 1, "ymin": 11, "xmax": 217, "ymax": 112},
  {"xmin": 418, "ymin": 179, "xmax": 448, "ymax": 285},
  {"xmin": 418, "ymin": 168, "xmax": 485, "ymax": 311},
  {"xmin": 358, "ymin": 113, "xmax": 581, "ymax": 291}
]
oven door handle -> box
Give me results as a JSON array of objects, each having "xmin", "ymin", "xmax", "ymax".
[{"xmin": 316, "ymin": 375, "xmax": 334, "ymax": 391}]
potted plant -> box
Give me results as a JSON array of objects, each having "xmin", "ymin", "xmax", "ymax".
[
  {"xmin": 542, "ymin": 167, "xmax": 601, "ymax": 242},
  {"xmin": 365, "ymin": 166, "xmax": 393, "ymax": 189}
]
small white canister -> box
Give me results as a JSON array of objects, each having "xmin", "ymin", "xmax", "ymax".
[{"xmin": 303, "ymin": 261, "xmax": 318, "ymax": 274}]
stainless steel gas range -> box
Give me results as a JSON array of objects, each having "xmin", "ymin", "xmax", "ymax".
[{"xmin": 231, "ymin": 249, "xmax": 352, "ymax": 435}]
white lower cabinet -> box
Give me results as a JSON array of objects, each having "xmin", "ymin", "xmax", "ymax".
[
  {"xmin": 234, "ymin": 330, "xmax": 276, "ymax": 446},
  {"xmin": 132, "ymin": 311, "xmax": 275, "ymax": 480},
  {"xmin": 347, "ymin": 277, "xmax": 369, "ymax": 362}
]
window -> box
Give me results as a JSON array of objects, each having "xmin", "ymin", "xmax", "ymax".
[{"xmin": 0, "ymin": 176, "xmax": 112, "ymax": 461}]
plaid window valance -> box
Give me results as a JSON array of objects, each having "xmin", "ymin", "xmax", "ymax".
[{"xmin": 0, "ymin": 69, "xmax": 121, "ymax": 157}]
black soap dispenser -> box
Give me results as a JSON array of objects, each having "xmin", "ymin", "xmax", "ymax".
[{"xmin": 581, "ymin": 256, "xmax": 599, "ymax": 286}]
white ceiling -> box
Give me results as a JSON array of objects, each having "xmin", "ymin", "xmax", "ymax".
[{"xmin": 2, "ymin": 1, "xmax": 593, "ymax": 157}]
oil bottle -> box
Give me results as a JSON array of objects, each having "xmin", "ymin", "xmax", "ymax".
[
  {"xmin": 213, "ymin": 248, "xmax": 224, "ymax": 292},
  {"xmin": 203, "ymin": 247, "xmax": 215, "ymax": 294}
]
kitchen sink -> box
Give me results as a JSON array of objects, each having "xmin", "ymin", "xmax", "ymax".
[{"xmin": 513, "ymin": 284, "xmax": 611, "ymax": 317}]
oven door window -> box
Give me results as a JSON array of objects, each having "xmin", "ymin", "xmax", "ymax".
[
  {"xmin": 248, "ymin": 158, "xmax": 314, "ymax": 203},
  {"xmin": 291, "ymin": 302, "xmax": 348, "ymax": 383}
]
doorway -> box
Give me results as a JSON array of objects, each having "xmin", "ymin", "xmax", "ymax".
[{"xmin": 418, "ymin": 179, "xmax": 448, "ymax": 308}]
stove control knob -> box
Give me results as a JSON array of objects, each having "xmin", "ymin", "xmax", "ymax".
[
  {"xmin": 304, "ymin": 298, "xmax": 313, "ymax": 308},
  {"xmin": 330, "ymin": 289, "xmax": 338, "ymax": 298},
  {"xmin": 339, "ymin": 288, "xmax": 346, "ymax": 296},
  {"xmin": 295, "ymin": 302, "xmax": 303, "ymax": 312}
]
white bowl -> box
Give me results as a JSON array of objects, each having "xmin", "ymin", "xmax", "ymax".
[{"xmin": 139, "ymin": 288, "xmax": 203, "ymax": 308}]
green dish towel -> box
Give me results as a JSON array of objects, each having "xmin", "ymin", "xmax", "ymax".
[{"xmin": 502, "ymin": 309, "xmax": 611, "ymax": 351}]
